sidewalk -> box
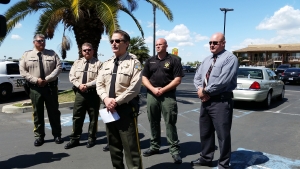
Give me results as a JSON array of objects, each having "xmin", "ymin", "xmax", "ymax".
[{"xmin": 2, "ymin": 101, "xmax": 74, "ymax": 114}]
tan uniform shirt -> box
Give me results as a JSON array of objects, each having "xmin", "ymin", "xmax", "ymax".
[
  {"xmin": 69, "ymin": 57, "xmax": 102, "ymax": 88},
  {"xmin": 96, "ymin": 52, "xmax": 142, "ymax": 105},
  {"xmin": 19, "ymin": 48, "xmax": 62, "ymax": 84}
]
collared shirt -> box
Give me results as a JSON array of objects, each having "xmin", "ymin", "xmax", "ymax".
[
  {"xmin": 19, "ymin": 48, "xmax": 62, "ymax": 84},
  {"xmin": 69, "ymin": 57, "xmax": 102, "ymax": 88},
  {"xmin": 142, "ymin": 52, "xmax": 184, "ymax": 88},
  {"xmin": 194, "ymin": 50, "xmax": 238, "ymax": 96},
  {"xmin": 96, "ymin": 52, "xmax": 142, "ymax": 105}
]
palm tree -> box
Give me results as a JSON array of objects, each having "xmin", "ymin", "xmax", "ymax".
[
  {"xmin": 0, "ymin": 0, "xmax": 144, "ymax": 58},
  {"xmin": 145, "ymin": 0, "xmax": 173, "ymax": 57},
  {"xmin": 129, "ymin": 36, "xmax": 150, "ymax": 64}
]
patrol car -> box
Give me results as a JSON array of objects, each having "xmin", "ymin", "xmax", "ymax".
[{"xmin": 0, "ymin": 60, "xmax": 25, "ymax": 100}]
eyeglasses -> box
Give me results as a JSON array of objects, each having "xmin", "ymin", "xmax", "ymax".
[
  {"xmin": 82, "ymin": 49, "xmax": 92, "ymax": 52},
  {"xmin": 35, "ymin": 40, "xmax": 45, "ymax": 43},
  {"xmin": 110, "ymin": 39, "xmax": 125, "ymax": 44},
  {"xmin": 209, "ymin": 41, "xmax": 222, "ymax": 45}
]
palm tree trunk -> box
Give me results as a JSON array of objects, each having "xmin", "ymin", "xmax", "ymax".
[{"xmin": 153, "ymin": 4, "xmax": 156, "ymax": 57}]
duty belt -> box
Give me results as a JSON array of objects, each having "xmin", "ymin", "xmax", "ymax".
[
  {"xmin": 209, "ymin": 92, "xmax": 233, "ymax": 100},
  {"xmin": 28, "ymin": 80, "xmax": 58, "ymax": 88}
]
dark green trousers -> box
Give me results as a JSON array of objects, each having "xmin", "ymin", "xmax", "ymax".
[
  {"xmin": 106, "ymin": 103, "xmax": 142, "ymax": 169},
  {"xmin": 147, "ymin": 91, "xmax": 180, "ymax": 155},
  {"xmin": 69, "ymin": 91, "xmax": 100, "ymax": 141},
  {"xmin": 29, "ymin": 86, "xmax": 61, "ymax": 138}
]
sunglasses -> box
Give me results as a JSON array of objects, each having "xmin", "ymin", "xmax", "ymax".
[
  {"xmin": 110, "ymin": 39, "xmax": 125, "ymax": 44},
  {"xmin": 209, "ymin": 41, "xmax": 222, "ymax": 45},
  {"xmin": 83, "ymin": 49, "xmax": 92, "ymax": 52},
  {"xmin": 35, "ymin": 40, "xmax": 45, "ymax": 43}
]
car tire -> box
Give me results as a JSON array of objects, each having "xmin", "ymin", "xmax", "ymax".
[
  {"xmin": 263, "ymin": 91, "xmax": 272, "ymax": 108},
  {"xmin": 277, "ymin": 87, "xmax": 285, "ymax": 101},
  {"xmin": 0, "ymin": 84, "xmax": 12, "ymax": 101}
]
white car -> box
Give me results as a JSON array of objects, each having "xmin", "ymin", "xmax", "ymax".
[
  {"xmin": 0, "ymin": 61, "xmax": 25, "ymax": 100},
  {"xmin": 61, "ymin": 61, "xmax": 72, "ymax": 71},
  {"xmin": 233, "ymin": 67, "xmax": 285, "ymax": 108}
]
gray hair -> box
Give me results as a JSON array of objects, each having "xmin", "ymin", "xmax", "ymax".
[
  {"xmin": 82, "ymin": 42, "xmax": 93, "ymax": 49},
  {"xmin": 33, "ymin": 34, "xmax": 45, "ymax": 41}
]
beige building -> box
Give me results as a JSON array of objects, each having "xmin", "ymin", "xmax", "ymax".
[{"xmin": 233, "ymin": 43, "xmax": 300, "ymax": 68}]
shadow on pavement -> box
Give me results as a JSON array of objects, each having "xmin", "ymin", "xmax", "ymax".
[
  {"xmin": 233, "ymin": 98, "xmax": 288, "ymax": 111},
  {"xmin": 146, "ymin": 162, "xmax": 194, "ymax": 169},
  {"xmin": 230, "ymin": 150, "xmax": 269, "ymax": 169},
  {"xmin": 0, "ymin": 152, "xmax": 69, "ymax": 169}
]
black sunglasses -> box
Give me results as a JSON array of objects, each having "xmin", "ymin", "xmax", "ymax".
[
  {"xmin": 110, "ymin": 39, "xmax": 125, "ymax": 44},
  {"xmin": 209, "ymin": 41, "xmax": 222, "ymax": 45},
  {"xmin": 83, "ymin": 49, "xmax": 92, "ymax": 52},
  {"xmin": 35, "ymin": 40, "xmax": 45, "ymax": 43}
]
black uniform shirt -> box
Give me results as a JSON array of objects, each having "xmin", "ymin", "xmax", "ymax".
[{"xmin": 143, "ymin": 52, "xmax": 184, "ymax": 89}]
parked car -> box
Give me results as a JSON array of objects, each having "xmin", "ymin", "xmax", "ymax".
[
  {"xmin": 280, "ymin": 68, "xmax": 300, "ymax": 84},
  {"xmin": 61, "ymin": 61, "xmax": 72, "ymax": 71},
  {"xmin": 233, "ymin": 67, "xmax": 285, "ymax": 108},
  {"xmin": 182, "ymin": 65, "xmax": 196, "ymax": 73},
  {"xmin": 0, "ymin": 61, "xmax": 25, "ymax": 100},
  {"xmin": 274, "ymin": 64, "xmax": 291, "ymax": 75}
]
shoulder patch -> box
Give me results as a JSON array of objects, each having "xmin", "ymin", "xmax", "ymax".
[{"xmin": 134, "ymin": 62, "xmax": 142, "ymax": 71}]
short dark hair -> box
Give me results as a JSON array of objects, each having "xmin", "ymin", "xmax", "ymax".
[
  {"xmin": 82, "ymin": 42, "xmax": 93, "ymax": 49},
  {"xmin": 113, "ymin": 30, "xmax": 130, "ymax": 42}
]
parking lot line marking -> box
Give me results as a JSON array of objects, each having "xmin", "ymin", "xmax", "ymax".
[
  {"xmin": 285, "ymin": 90, "xmax": 300, "ymax": 93},
  {"xmin": 178, "ymin": 114, "xmax": 199, "ymax": 125},
  {"xmin": 226, "ymin": 148, "xmax": 300, "ymax": 169},
  {"xmin": 178, "ymin": 129, "xmax": 193, "ymax": 137},
  {"xmin": 138, "ymin": 124, "xmax": 149, "ymax": 133},
  {"xmin": 263, "ymin": 111, "xmax": 300, "ymax": 116},
  {"xmin": 179, "ymin": 108, "xmax": 200, "ymax": 115}
]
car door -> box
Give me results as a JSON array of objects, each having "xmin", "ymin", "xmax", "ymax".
[
  {"xmin": 266, "ymin": 69, "xmax": 278, "ymax": 96},
  {"xmin": 6, "ymin": 63, "xmax": 25, "ymax": 92}
]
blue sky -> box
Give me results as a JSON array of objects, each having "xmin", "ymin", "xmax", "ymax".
[{"xmin": 1, "ymin": 0, "xmax": 300, "ymax": 64}]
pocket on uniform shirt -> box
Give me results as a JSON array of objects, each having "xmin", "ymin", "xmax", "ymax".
[
  {"xmin": 118, "ymin": 67, "xmax": 132, "ymax": 86},
  {"xmin": 28, "ymin": 59, "xmax": 38, "ymax": 68},
  {"xmin": 211, "ymin": 66, "xmax": 222, "ymax": 77}
]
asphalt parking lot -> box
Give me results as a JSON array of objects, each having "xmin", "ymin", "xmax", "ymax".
[{"xmin": 0, "ymin": 73, "xmax": 300, "ymax": 169}]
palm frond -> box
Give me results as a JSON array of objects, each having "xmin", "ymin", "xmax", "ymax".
[
  {"xmin": 146, "ymin": 0, "xmax": 173, "ymax": 21},
  {"xmin": 119, "ymin": 5, "xmax": 144, "ymax": 38}
]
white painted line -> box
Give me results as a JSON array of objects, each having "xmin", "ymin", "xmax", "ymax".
[
  {"xmin": 285, "ymin": 90, "xmax": 300, "ymax": 93},
  {"xmin": 179, "ymin": 108, "xmax": 200, "ymax": 115},
  {"xmin": 263, "ymin": 111, "xmax": 300, "ymax": 116},
  {"xmin": 178, "ymin": 114, "xmax": 199, "ymax": 125},
  {"xmin": 178, "ymin": 129, "xmax": 193, "ymax": 136},
  {"xmin": 231, "ymin": 148, "xmax": 300, "ymax": 169},
  {"xmin": 138, "ymin": 124, "xmax": 149, "ymax": 133}
]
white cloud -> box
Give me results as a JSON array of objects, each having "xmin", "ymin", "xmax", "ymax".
[
  {"xmin": 11, "ymin": 34, "xmax": 22, "ymax": 40},
  {"xmin": 256, "ymin": 5, "xmax": 300, "ymax": 31},
  {"xmin": 156, "ymin": 30, "xmax": 169, "ymax": 36},
  {"xmin": 195, "ymin": 34, "xmax": 209, "ymax": 42},
  {"xmin": 144, "ymin": 36, "xmax": 153, "ymax": 43},
  {"xmin": 230, "ymin": 36, "xmax": 300, "ymax": 52},
  {"xmin": 165, "ymin": 24, "xmax": 192, "ymax": 42},
  {"xmin": 203, "ymin": 44, "xmax": 210, "ymax": 52},
  {"xmin": 15, "ymin": 23, "xmax": 22, "ymax": 28},
  {"xmin": 147, "ymin": 22, "xmax": 159, "ymax": 28},
  {"xmin": 178, "ymin": 42, "xmax": 194, "ymax": 46}
]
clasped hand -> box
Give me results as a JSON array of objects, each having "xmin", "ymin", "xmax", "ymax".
[
  {"xmin": 152, "ymin": 87, "xmax": 164, "ymax": 97},
  {"xmin": 197, "ymin": 87, "xmax": 210, "ymax": 102},
  {"xmin": 37, "ymin": 78, "xmax": 47, "ymax": 87},
  {"xmin": 79, "ymin": 84, "xmax": 87, "ymax": 92},
  {"xmin": 104, "ymin": 97, "xmax": 117, "ymax": 113}
]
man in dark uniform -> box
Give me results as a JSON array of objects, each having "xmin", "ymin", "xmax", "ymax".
[
  {"xmin": 96, "ymin": 30, "xmax": 143, "ymax": 169},
  {"xmin": 64, "ymin": 43, "xmax": 102, "ymax": 149},
  {"xmin": 192, "ymin": 32, "xmax": 238, "ymax": 169},
  {"xmin": 142, "ymin": 38, "xmax": 184, "ymax": 164},
  {"xmin": 19, "ymin": 34, "xmax": 63, "ymax": 146}
]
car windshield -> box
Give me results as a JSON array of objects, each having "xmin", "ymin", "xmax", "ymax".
[
  {"xmin": 278, "ymin": 65, "xmax": 289, "ymax": 68},
  {"xmin": 237, "ymin": 68, "xmax": 263, "ymax": 79},
  {"xmin": 63, "ymin": 62, "xmax": 70, "ymax": 66},
  {"xmin": 6, "ymin": 63, "xmax": 20, "ymax": 75},
  {"xmin": 285, "ymin": 69, "xmax": 300, "ymax": 72}
]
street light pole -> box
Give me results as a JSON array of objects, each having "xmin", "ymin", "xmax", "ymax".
[
  {"xmin": 220, "ymin": 8, "xmax": 234, "ymax": 37},
  {"xmin": 153, "ymin": 4, "xmax": 156, "ymax": 57}
]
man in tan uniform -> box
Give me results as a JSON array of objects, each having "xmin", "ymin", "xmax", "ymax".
[
  {"xmin": 96, "ymin": 30, "xmax": 143, "ymax": 169},
  {"xmin": 19, "ymin": 34, "xmax": 63, "ymax": 147},
  {"xmin": 64, "ymin": 43, "xmax": 102, "ymax": 149}
]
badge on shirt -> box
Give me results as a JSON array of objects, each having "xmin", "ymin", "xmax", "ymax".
[
  {"xmin": 164, "ymin": 62, "xmax": 170, "ymax": 69},
  {"xmin": 134, "ymin": 62, "xmax": 142, "ymax": 71}
]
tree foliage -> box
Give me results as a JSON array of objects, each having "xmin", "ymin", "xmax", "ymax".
[{"xmin": 128, "ymin": 36, "xmax": 150, "ymax": 64}]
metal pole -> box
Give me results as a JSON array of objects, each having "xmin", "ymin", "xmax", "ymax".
[
  {"xmin": 223, "ymin": 11, "xmax": 227, "ymax": 36},
  {"xmin": 153, "ymin": 5, "xmax": 156, "ymax": 57}
]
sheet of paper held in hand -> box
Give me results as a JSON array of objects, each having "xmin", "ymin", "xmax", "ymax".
[{"xmin": 99, "ymin": 108, "xmax": 120, "ymax": 123}]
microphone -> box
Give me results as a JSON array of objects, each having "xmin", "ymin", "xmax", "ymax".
[{"xmin": 0, "ymin": 0, "xmax": 10, "ymax": 4}]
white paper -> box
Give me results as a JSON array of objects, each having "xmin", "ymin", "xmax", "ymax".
[{"xmin": 99, "ymin": 108, "xmax": 120, "ymax": 123}]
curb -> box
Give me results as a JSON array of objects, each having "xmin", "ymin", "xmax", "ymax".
[{"xmin": 2, "ymin": 102, "xmax": 74, "ymax": 114}]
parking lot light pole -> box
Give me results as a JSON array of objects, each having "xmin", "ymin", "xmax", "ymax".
[{"xmin": 220, "ymin": 8, "xmax": 234, "ymax": 37}]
